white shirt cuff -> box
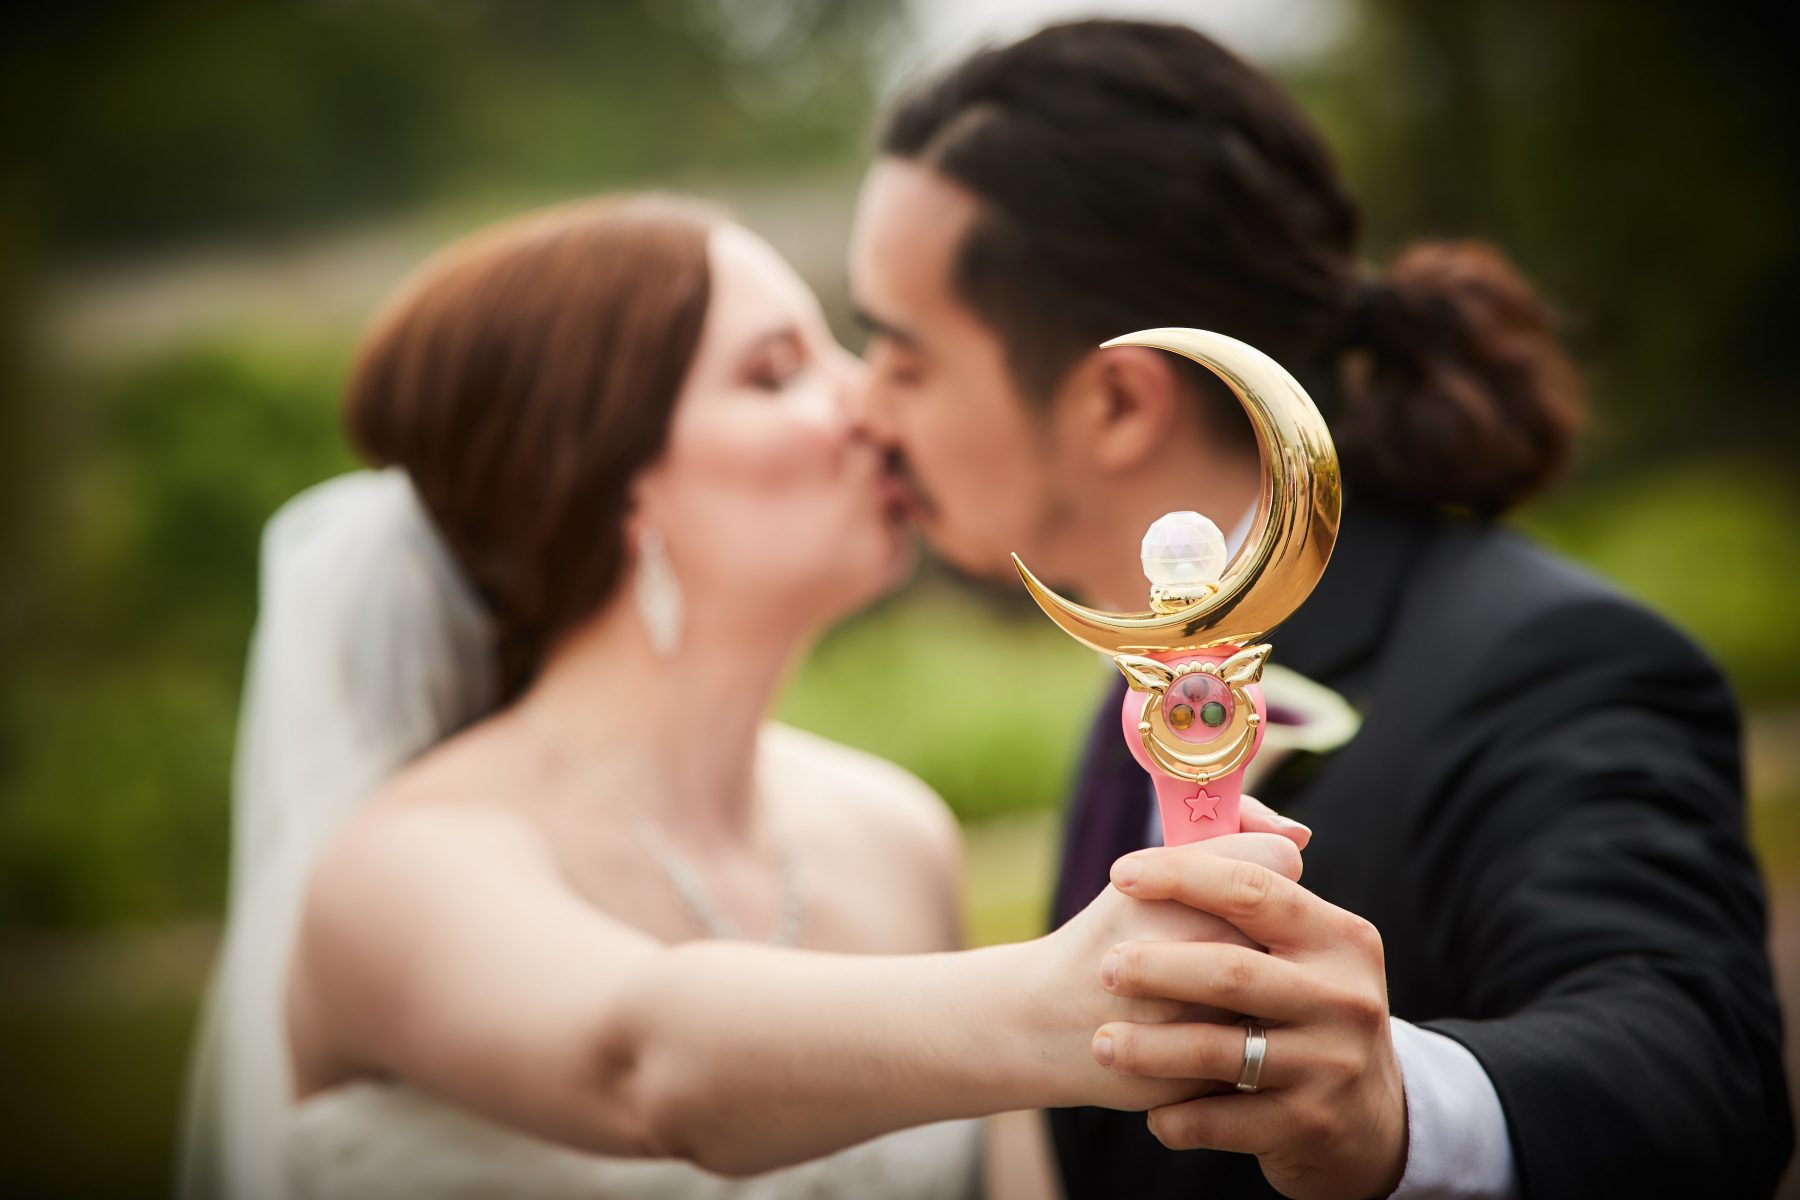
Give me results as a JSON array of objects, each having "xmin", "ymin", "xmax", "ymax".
[{"xmin": 1388, "ymin": 1017, "xmax": 1519, "ymax": 1199}]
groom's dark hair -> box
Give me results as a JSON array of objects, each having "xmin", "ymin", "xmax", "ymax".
[{"xmin": 880, "ymin": 19, "xmax": 1584, "ymax": 517}]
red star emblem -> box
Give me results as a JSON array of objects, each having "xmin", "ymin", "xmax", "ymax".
[{"xmin": 1184, "ymin": 788, "xmax": 1222, "ymax": 822}]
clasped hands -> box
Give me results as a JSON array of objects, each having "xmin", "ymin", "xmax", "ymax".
[{"xmin": 1071, "ymin": 799, "xmax": 1409, "ymax": 1200}]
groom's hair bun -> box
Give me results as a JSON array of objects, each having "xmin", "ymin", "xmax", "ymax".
[
  {"xmin": 881, "ymin": 19, "xmax": 1584, "ymax": 518},
  {"xmin": 346, "ymin": 194, "xmax": 723, "ymax": 699}
]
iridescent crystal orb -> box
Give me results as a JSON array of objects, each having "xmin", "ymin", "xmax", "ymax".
[{"xmin": 1140, "ymin": 510, "xmax": 1228, "ymax": 599}]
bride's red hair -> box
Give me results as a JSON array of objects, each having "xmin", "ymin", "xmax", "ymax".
[{"xmin": 346, "ymin": 194, "xmax": 723, "ymax": 700}]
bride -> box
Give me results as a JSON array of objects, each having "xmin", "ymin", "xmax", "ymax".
[{"xmin": 178, "ymin": 194, "xmax": 1304, "ymax": 1198}]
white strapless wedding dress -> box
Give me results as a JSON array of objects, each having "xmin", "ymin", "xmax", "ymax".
[{"xmin": 285, "ymin": 1082, "xmax": 984, "ymax": 1199}]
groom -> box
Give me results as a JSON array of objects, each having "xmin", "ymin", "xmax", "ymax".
[{"xmin": 847, "ymin": 18, "xmax": 1789, "ymax": 1200}]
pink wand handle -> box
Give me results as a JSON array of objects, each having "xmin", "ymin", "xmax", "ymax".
[{"xmin": 1119, "ymin": 645, "xmax": 1267, "ymax": 845}]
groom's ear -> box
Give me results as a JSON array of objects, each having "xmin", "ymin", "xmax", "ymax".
[{"xmin": 1053, "ymin": 346, "xmax": 1184, "ymax": 476}]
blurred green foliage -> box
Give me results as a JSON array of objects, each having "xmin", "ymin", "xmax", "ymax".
[
  {"xmin": 1522, "ymin": 467, "xmax": 1800, "ymax": 705},
  {"xmin": 1, "ymin": 341, "xmax": 356, "ymax": 929},
  {"xmin": 1, "ymin": 1, "xmax": 892, "ymax": 254}
]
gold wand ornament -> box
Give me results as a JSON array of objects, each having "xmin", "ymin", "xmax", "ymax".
[{"xmin": 1012, "ymin": 328, "xmax": 1341, "ymax": 844}]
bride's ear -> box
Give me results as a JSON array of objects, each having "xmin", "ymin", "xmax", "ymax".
[
  {"xmin": 1053, "ymin": 346, "xmax": 1184, "ymax": 476},
  {"xmin": 623, "ymin": 464, "xmax": 670, "ymax": 536}
]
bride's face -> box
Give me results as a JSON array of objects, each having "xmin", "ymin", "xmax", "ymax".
[{"xmin": 632, "ymin": 224, "xmax": 912, "ymax": 635}]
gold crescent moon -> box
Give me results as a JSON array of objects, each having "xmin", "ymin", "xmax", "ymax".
[{"xmin": 1012, "ymin": 328, "xmax": 1341, "ymax": 655}]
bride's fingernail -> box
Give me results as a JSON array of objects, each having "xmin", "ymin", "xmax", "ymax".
[
  {"xmin": 1101, "ymin": 949, "xmax": 1120, "ymax": 989},
  {"xmin": 1272, "ymin": 812, "xmax": 1312, "ymax": 835},
  {"xmin": 1092, "ymin": 1032, "xmax": 1115, "ymax": 1067},
  {"xmin": 1112, "ymin": 858, "xmax": 1141, "ymax": 888}
]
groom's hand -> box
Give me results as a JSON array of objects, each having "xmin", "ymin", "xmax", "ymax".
[
  {"xmin": 1040, "ymin": 829, "xmax": 1309, "ymax": 1115},
  {"xmin": 1238, "ymin": 794, "xmax": 1313, "ymax": 850},
  {"xmin": 1090, "ymin": 840, "xmax": 1407, "ymax": 1200}
]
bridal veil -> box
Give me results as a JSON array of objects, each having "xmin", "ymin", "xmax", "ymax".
[{"xmin": 177, "ymin": 469, "xmax": 496, "ymax": 1198}]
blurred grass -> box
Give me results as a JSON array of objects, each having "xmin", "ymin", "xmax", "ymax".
[
  {"xmin": 1520, "ymin": 465, "xmax": 1800, "ymax": 707},
  {"xmin": 779, "ymin": 583, "xmax": 1107, "ymax": 824},
  {"xmin": 962, "ymin": 811, "xmax": 1063, "ymax": 947}
]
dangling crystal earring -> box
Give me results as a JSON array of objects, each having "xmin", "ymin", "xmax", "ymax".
[{"xmin": 633, "ymin": 528, "xmax": 683, "ymax": 657}]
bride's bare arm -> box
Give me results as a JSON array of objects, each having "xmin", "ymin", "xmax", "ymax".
[{"xmin": 289, "ymin": 803, "xmax": 1299, "ymax": 1176}]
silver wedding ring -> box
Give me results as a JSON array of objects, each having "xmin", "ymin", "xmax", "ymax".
[{"xmin": 1236, "ymin": 1024, "xmax": 1268, "ymax": 1093}]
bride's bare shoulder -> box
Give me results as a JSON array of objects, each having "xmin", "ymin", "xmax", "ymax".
[
  {"xmin": 314, "ymin": 723, "xmax": 550, "ymax": 889},
  {"xmin": 758, "ymin": 722, "xmax": 961, "ymax": 871}
]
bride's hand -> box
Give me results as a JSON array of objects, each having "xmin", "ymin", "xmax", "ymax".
[{"xmin": 1026, "ymin": 828, "xmax": 1304, "ymax": 1112}]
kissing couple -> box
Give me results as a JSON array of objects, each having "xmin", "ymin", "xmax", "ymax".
[{"xmin": 181, "ymin": 19, "xmax": 1791, "ymax": 1200}]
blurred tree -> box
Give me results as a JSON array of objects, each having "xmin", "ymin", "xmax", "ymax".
[
  {"xmin": 1296, "ymin": 0, "xmax": 1800, "ymax": 466},
  {"xmin": 0, "ymin": 0, "xmax": 896, "ymax": 254}
]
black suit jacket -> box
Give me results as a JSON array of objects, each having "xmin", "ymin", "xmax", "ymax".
[{"xmin": 1048, "ymin": 494, "xmax": 1792, "ymax": 1198}]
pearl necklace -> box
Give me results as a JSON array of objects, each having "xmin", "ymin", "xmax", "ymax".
[{"xmin": 634, "ymin": 816, "xmax": 805, "ymax": 946}]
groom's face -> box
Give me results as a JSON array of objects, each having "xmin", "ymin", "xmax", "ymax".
[{"xmin": 848, "ymin": 158, "xmax": 1069, "ymax": 581}]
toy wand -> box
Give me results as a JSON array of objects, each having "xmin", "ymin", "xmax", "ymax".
[{"xmin": 1013, "ymin": 328, "xmax": 1341, "ymax": 845}]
